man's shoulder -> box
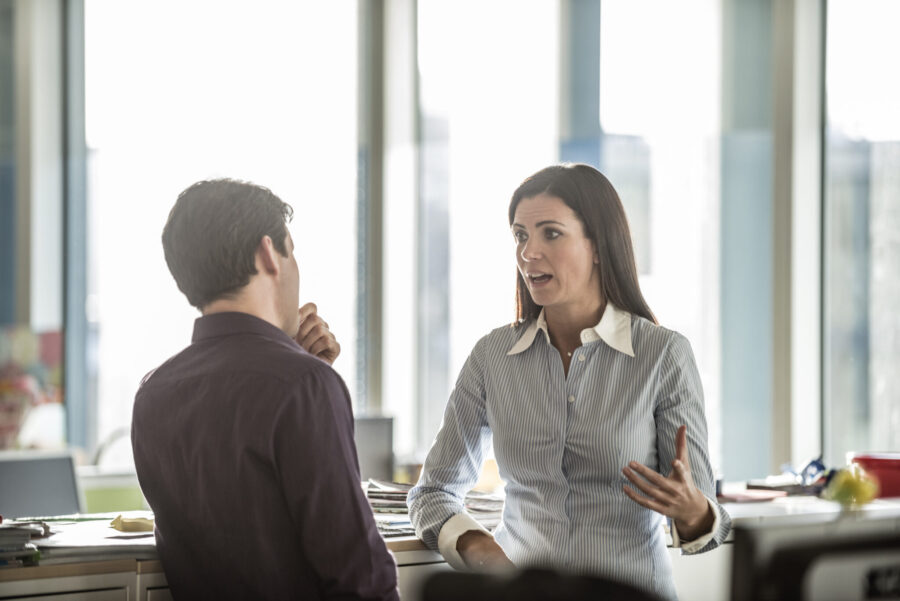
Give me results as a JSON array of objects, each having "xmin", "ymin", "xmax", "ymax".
[{"xmin": 138, "ymin": 332, "xmax": 341, "ymax": 394}]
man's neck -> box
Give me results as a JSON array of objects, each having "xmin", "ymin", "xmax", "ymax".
[{"xmin": 203, "ymin": 291, "xmax": 285, "ymax": 333}]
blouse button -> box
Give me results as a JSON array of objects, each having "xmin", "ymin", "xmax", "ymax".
[
  {"xmin": 568, "ymin": 395, "xmax": 576, "ymax": 403},
  {"xmin": 578, "ymin": 355, "xmax": 586, "ymax": 362}
]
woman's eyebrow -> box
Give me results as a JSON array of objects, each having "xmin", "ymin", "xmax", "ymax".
[{"xmin": 511, "ymin": 220, "xmax": 566, "ymax": 229}]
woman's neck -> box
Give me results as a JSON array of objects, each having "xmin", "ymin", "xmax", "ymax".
[{"xmin": 545, "ymin": 298, "xmax": 607, "ymax": 355}]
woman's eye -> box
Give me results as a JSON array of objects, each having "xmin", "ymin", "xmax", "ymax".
[
  {"xmin": 514, "ymin": 231, "xmax": 527, "ymax": 243},
  {"xmin": 544, "ymin": 229, "xmax": 561, "ymax": 240}
]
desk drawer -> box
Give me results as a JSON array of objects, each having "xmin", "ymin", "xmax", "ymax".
[
  {"xmin": 0, "ymin": 589, "xmax": 127, "ymax": 601},
  {"xmin": 146, "ymin": 587, "xmax": 174, "ymax": 601}
]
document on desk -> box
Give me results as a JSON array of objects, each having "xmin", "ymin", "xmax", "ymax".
[
  {"xmin": 364, "ymin": 479, "xmax": 505, "ymax": 534},
  {"xmin": 35, "ymin": 513, "xmax": 157, "ymax": 564}
]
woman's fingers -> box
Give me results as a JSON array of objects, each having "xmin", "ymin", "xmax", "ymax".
[
  {"xmin": 622, "ymin": 465, "xmax": 675, "ymax": 505},
  {"xmin": 622, "ymin": 485, "xmax": 668, "ymax": 515},
  {"xmin": 626, "ymin": 461, "xmax": 679, "ymax": 495},
  {"xmin": 675, "ymin": 425, "xmax": 690, "ymax": 468},
  {"xmin": 671, "ymin": 459, "xmax": 693, "ymax": 485}
]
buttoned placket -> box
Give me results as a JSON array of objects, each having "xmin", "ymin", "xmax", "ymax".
[
  {"xmin": 540, "ymin": 338, "xmax": 575, "ymax": 563},
  {"xmin": 563, "ymin": 343, "xmax": 591, "ymax": 567}
]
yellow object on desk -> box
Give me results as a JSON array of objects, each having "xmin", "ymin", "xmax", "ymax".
[
  {"xmin": 109, "ymin": 514, "xmax": 154, "ymax": 532},
  {"xmin": 823, "ymin": 464, "xmax": 879, "ymax": 508}
]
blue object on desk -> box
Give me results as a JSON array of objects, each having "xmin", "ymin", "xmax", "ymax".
[{"xmin": 779, "ymin": 455, "xmax": 826, "ymax": 486}]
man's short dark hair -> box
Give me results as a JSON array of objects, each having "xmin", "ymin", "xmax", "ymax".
[{"xmin": 162, "ymin": 179, "xmax": 294, "ymax": 309}]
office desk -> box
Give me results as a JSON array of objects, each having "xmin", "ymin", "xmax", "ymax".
[
  {"xmin": 3, "ymin": 498, "xmax": 900, "ymax": 601},
  {"xmin": 0, "ymin": 536, "xmax": 444, "ymax": 601}
]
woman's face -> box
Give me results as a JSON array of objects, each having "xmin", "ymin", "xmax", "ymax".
[{"xmin": 512, "ymin": 193, "xmax": 601, "ymax": 314}]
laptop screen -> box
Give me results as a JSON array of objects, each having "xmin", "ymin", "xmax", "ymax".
[
  {"xmin": 0, "ymin": 451, "xmax": 82, "ymax": 519},
  {"xmin": 354, "ymin": 416, "xmax": 394, "ymax": 482}
]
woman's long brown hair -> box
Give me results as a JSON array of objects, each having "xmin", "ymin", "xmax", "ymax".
[{"xmin": 509, "ymin": 163, "xmax": 657, "ymax": 325}]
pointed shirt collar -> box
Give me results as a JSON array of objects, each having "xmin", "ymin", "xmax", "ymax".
[{"xmin": 507, "ymin": 303, "xmax": 636, "ymax": 358}]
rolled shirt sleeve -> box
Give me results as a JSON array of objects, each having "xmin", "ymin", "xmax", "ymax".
[
  {"xmin": 654, "ymin": 333, "xmax": 732, "ymax": 554},
  {"xmin": 408, "ymin": 337, "xmax": 495, "ymax": 560}
]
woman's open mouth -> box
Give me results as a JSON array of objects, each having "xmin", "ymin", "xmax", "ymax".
[{"xmin": 528, "ymin": 273, "xmax": 553, "ymax": 287}]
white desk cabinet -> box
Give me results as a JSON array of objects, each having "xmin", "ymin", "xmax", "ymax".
[{"xmin": 0, "ymin": 561, "xmax": 137, "ymax": 601}]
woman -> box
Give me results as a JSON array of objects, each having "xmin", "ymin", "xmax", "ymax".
[{"xmin": 407, "ymin": 164, "xmax": 730, "ymax": 600}]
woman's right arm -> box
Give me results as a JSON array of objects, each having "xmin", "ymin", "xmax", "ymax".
[{"xmin": 406, "ymin": 337, "xmax": 513, "ymax": 571}]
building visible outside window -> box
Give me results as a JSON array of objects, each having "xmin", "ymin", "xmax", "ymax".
[
  {"xmin": 824, "ymin": 0, "xmax": 900, "ymax": 465},
  {"xmin": 402, "ymin": 0, "xmax": 560, "ymax": 458},
  {"xmin": 406, "ymin": 0, "xmax": 724, "ymax": 473},
  {"xmin": 598, "ymin": 0, "xmax": 722, "ymax": 473}
]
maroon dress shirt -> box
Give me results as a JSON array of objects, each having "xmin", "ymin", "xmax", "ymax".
[{"xmin": 132, "ymin": 312, "xmax": 399, "ymax": 600}]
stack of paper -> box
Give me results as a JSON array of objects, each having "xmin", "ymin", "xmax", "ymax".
[
  {"xmin": 0, "ymin": 522, "xmax": 44, "ymax": 568},
  {"xmin": 463, "ymin": 490, "xmax": 504, "ymax": 530},
  {"xmin": 366, "ymin": 479, "xmax": 412, "ymax": 514},
  {"xmin": 366, "ymin": 480, "xmax": 416, "ymax": 537},
  {"xmin": 364, "ymin": 479, "xmax": 505, "ymax": 537}
]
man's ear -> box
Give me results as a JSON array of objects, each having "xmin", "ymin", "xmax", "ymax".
[{"xmin": 257, "ymin": 235, "xmax": 280, "ymax": 275}]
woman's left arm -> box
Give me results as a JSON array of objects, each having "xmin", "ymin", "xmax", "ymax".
[{"xmin": 621, "ymin": 332, "xmax": 732, "ymax": 553}]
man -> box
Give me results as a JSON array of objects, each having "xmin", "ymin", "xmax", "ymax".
[{"xmin": 132, "ymin": 179, "xmax": 399, "ymax": 600}]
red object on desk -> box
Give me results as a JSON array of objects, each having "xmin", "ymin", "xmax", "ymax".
[{"xmin": 849, "ymin": 453, "xmax": 900, "ymax": 498}]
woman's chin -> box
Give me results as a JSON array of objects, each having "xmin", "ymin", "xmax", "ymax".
[{"xmin": 529, "ymin": 292, "xmax": 556, "ymax": 307}]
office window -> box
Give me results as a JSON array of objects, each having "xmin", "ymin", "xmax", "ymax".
[
  {"xmin": 84, "ymin": 1, "xmax": 358, "ymax": 462},
  {"xmin": 0, "ymin": 0, "xmax": 14, "ymax": 323},
  {"xmin": 401, "ymin": 0, "xmax": 725, "ymax": 474},
  {"xmin": 598, "ymin": 0, "xmax": 723, "ymax": 471},
  {"xmin": 391, "ymin": 0, "xmax": 561, "ymax": 457},
  {"xmin": 824, "ymin": 0, "xmax": 900, "ymax": 464}
]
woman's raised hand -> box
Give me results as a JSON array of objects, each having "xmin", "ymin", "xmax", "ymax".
[{"xmin": 621, "ymin": 424, "xmax": 714, "ymax": 541}]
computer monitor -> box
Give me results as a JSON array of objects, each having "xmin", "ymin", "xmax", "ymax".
[
  {"xmin": 731, "ymin": 510, "xmax": 900, "ymax": 601},
  {"xmin": 354, "ymin": 416, "xmax": 394, "ymax": 482},
  {"xmin": 0, "ymin": 450, "xmax": 84, "ymax": 519}
]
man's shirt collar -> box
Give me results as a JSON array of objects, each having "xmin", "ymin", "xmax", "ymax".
[
  {"xmin": 507, "ymin": 303, "xmax": 636, "ymax": 358},
  {"xmin": 192, "ymin": 311, "xmax": 300, "ymax": 348}
]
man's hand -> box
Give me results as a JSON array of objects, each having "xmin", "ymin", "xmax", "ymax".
[
  {"xmin": 621, "ymin": 424, "xmax": 714, "ymax": 541},
  {"xmin": 294, "ymin": 302, "xmax": 341, "ymax": 365},
  {"xmin": 457, "ymin": 530, "xmax": 515, "ymax": 572}
]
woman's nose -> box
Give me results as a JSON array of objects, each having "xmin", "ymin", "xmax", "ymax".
[{"xmin": 520, "ymin": 239, "xmax": 541, "ymax": 261}]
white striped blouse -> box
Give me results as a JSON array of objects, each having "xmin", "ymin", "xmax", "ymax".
[{"xmin": 407, "ymin": 303, "xmax": 731, "ymax": 601}]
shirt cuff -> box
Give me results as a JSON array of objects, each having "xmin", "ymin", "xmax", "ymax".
[
  {"xmin": 671, "ymin": 494, "xmax": 721, "ymax": 553},
  {"xmin": 437, "ymin": 512, "xmax": 493, "ymax": 570}
]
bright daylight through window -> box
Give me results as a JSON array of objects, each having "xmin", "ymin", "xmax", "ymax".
[{"xmin": 84, "ymin": 1, "xmax": 358, "ymax": 465}]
